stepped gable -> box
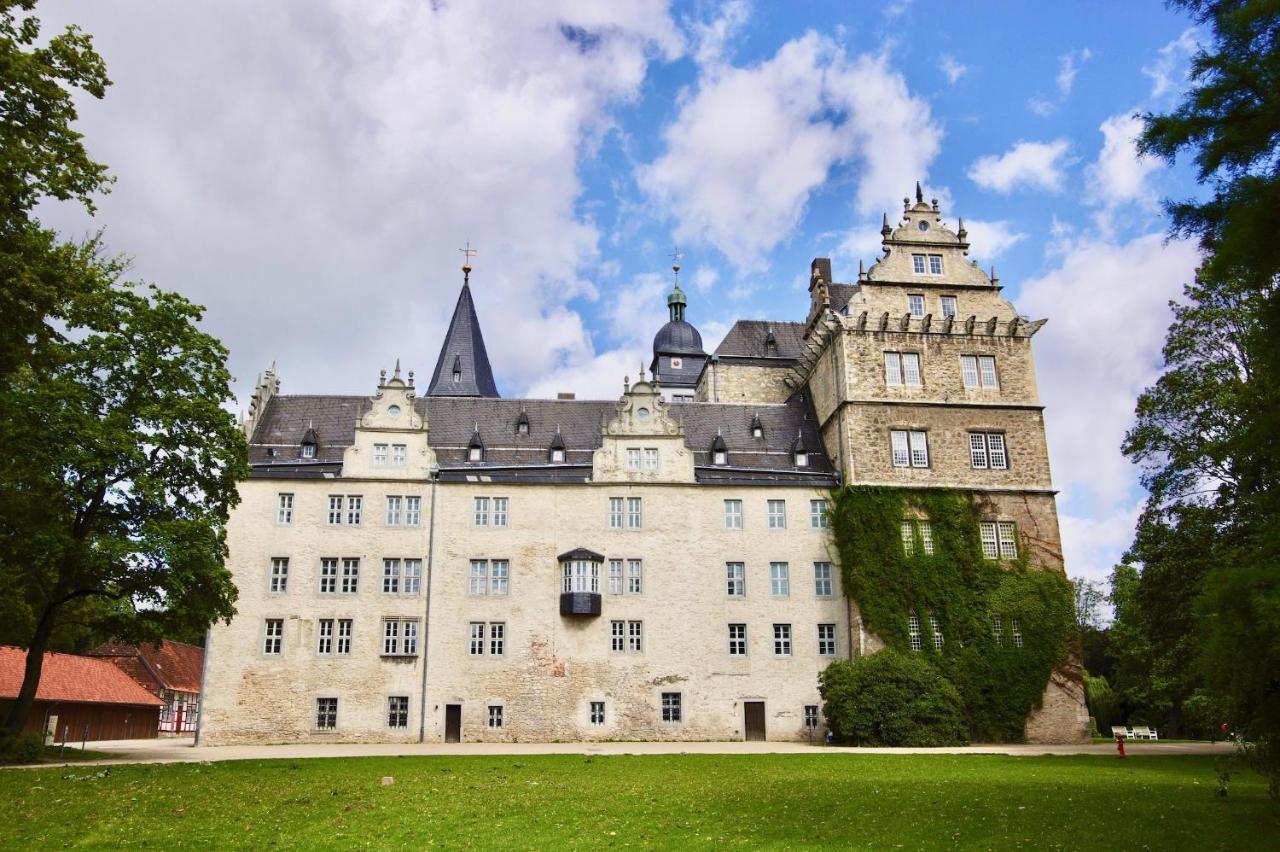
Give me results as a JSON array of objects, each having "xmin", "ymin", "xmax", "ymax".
[{"xmin": 426, "ymin": 279, "xmax": 500, "ymax": 398}]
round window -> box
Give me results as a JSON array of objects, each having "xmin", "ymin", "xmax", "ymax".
[
  {"xmin": 387, "ymin": 404, "xmax": 401, "ymax": 418},
  {"xmin": 918, "ymin": 220, "xmax": 929, "ymax": 231},
  {"xmin": 636, "ymin": 407, "xmax": 650, "ymax": 420}
]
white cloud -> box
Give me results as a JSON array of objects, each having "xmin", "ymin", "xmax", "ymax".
[
  {"xmin": 1060, "ymin": 500, "xmax": 1144, "ymax": 585},
  {"xmin": 1026, "ymin": 95, "xmax": 1056, "ymax": 117},
  {"xmin": 34, "ymin": 1, "xmax": 683, "ymax": 405},
  {"xmin": 691, "ymin": 266, "xmax": 719, "ymax": 294},
  {"xmin": 939, "ymin": 55, "xmax": 967, "ymax": 84},
  {"xmin": 962, "ymin": 219, "xmax": 1025, "ymax": 261},
  {"xmin": 1085, "ymin": 112, "xmax": 1162, "ymax": 231},
  {"xmin": 967, "ymin": 139, "xmax": 1072, "ymax": 193},
  {"xmin": 1056, "ymin": 47, "xmax": 1091, "ymax": 96},
  {"xmin": 639, "ymin": 34, "xmax": 940, "ymax": 270},
  {"xmin": 1143, "ymin": 28, "xmax": 1200, "ymax": 99},
  {"xmin": 690, "ymin": 0, "xmax": 750, "ymax": 68}
]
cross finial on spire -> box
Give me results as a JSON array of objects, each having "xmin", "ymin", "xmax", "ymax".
[{"xmin": 459, "ymin": 241, "xmax": 477, "ymax": 284}]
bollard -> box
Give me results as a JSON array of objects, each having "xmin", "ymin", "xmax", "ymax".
[{"xmin": 1116, "ymin": 733, "xmax": 1125, "ymax": 758}]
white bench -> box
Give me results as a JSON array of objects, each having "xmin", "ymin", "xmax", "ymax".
[{"xmin": 1111, "ymin": 726, "xmax": 1133, "ymax": 739}]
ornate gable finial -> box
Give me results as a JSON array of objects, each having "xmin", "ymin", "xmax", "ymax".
[
  {"xmin": 915, "ymin": 181, "xmax": 924, "ymax": 204},
  {"xmin": 881, "ymin": 212, "xmax": 892, "ymax": 237},
  {"xmin": 393, "ymin": 358, "xmax": 401, "ymax": 380}
]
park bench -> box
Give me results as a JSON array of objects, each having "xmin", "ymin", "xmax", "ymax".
[
  {"xmin": 1111, "ymin": 726, "xmax": 1133, "ymax": 739},
  {"xmin": 1131, "ymin": 726, "xmax": 1159, "ymax": 740}
]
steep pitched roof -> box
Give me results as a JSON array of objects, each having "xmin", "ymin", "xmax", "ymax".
[
  {"xmin": 90, "ymin": 640, "xmax": 204, "ymax": 695},
  {"xmin": 427, "ymin": 282, "xmax": 500, "ymax": 397},
  {"xmin": 0, "ymin": 646, "xmax": 164, "ymax": 706},
  {"xmin": 713, "ymin": 320, "xmax": 807, "ymax": 361}
]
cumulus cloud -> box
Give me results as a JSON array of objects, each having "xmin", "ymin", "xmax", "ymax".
[
  {"xmin": 1060, "ymin": 500, "xmax": 1145, "ymax": 585},
  {"xmin": 1085, "ymin": 112, "xmax": 1162, "ymax": 231},
  {"xmin": 639, "ymin": 33, "xmax": 940, "ymax": 270},
  {"xmin": 1143, "ymin": 28, "xmax": 1200, "ymax": 99},
  {"xmin": 968, "ymin": 139, "xmax": 1072, "ymax": 193},
  {"xmin": 939, "ymin": 55, "xmax": 967, "ymax": 84},
  {"xmin": 690, "ymin": 0, "xmax": 750, "ymax": 67},
  {"xmin": 34, "ymin": 1, "xmax": 682, "ymax": 406},
  {"xmin": 1056, "ymin": 47, "xmax": 1092, "ymax": 96},
  {"xmin": 962, "ymin": 219, "xmax": 1025, "ymax": 261}
]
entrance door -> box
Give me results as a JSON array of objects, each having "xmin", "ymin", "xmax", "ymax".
[
  {"xmin": 743, "ymin": 701, "xmax": 766, "ymax": 741},
  {"xmin": 445, "ymin": 704, "xmax": 462, "ymax": 743}
]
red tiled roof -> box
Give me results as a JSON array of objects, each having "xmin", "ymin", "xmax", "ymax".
[
  {"xmin": 90, "ymin": 640, "xmax": 204, "ymax": 695},
  {"xmin": 0, "ymin": 647, "xmax": 164, "ymax": 706}
]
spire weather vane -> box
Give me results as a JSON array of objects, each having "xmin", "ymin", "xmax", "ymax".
[{"xmin": 460, "ymin": 241, "xmax": 478, "ymax": 284}]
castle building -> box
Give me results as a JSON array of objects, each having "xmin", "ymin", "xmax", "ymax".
[{"xmin": 199, "ymin": 188, "xmax": 1088, "ymax": 745}]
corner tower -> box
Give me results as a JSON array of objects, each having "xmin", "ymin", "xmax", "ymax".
[{"xmin": 427, "ymin": 261, "xmax": 500, "ymax": 398}]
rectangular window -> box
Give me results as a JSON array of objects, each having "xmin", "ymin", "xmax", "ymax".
[
  {"xmin": 814, "ymin": 562, "xmax": 833, "ymax": 597},
  {"xmin": 726, "ymin": 562, "xmax": 745, "ymax": 597},
  {"xmin": 941, "ymin": 295, "xmax": 957, "ymax": 318},
  {"xmin": 908, "ymin": 612, "xmax": 922, "ymax": 651},
  {"xmin": 767, "ymin": 499, "xmax": 786, "ymax": 529},
  {"xmin": 728, "ymin": 623, "xmax": 747, "ymax": 656},
  {"xmin": 773, "ymin": 623, "xmax": 792, "ymax": 656},
  {"xmin": 270, "ymin": 558, "xmax": 289, "ymax": 593},
  {"xmin": 891, "ymin": 430, "xmax": 910, "ymax": 468},
  {"xmin": 470, "ymin": 622, "xmax": 486, "ymax": 655},
  {"xmin": 346, "ymin": 496, "xmax": 362, "ymax": 526},
  {"xmin": 627, "ymin": 559, "xmax": 643, "ymax": 594},
  {"xmin": 724, "ymin": 499, "xmax": 743, "ymax": 529},
  {"xmin": 908, "ymin": 293, "xmax": 925, "ymax": 316},
  {"xmin": 372, "ymin": 443, "xmax": 388, "ymax": 467},
  {"xmin": 979, "ymin": 356, "xmax": 998, "ymax": 388},
  {"xmin": 961, "ymin": 355, "xmax": 998, "ymax": 388},
  {"xmin": 902, "ymin": 520, "xmax": 915, "ymax": 555},
  {"xmin": 488, "ymin": 705, "xmax": 504, "ymax": 729},
  {"xmin": 388, "ymin": 696, "xmax": 409, "ymax": 729},
  {"xmin": 980, "ymin": 522, "xmax": 999, "ymax": 559},
  {"xmin": 263, "ymin": 619, "xmax": 283, "ymax": 655},
  {"xmin": 805, "ymin": 705, "xmax": 820, "ymax": 729},
  {"xmin": 911, "ymin": 255, "xmax": 926, "ymax": 275},
  {"xmin": 626, "ymin": 448, "xmax": 641, "ymax": 470},
  {"xmin": 811, "ymin": 499, "xmax": 829, "ymax": 528},
  {"xmin": 493, "ymin": 497, "xmax": 509, "ymax": 528},
  {"xmin": 470, "ymin": 560, "xmax": 489, "ymax": 595},
  {"xmin": 992, "ymin": 615, "xmax": 1003, "ymax": 646},
  {"xmin": 970, "ymin": 433, "xmax": 1008, "ymax": 470},
  {"xmin": 490, "ymin": 560, "xmax": 509, "ymax": 595},
  {"xmin": 970, "ymin": 432, "xmax": 989, "ymax": 469},
  {"xmin": 474, "ymin": 497, "xmax": 490, "ymax": 527},
  {"xmin": 818, "ymin": 623, "xmax": 837, "ymax": 656},
  {"xmin": 277, "ymin": 493, "xmax": 294, "ymax": 525},
  {"xmin": 770, "ymin": 562, "xmax": 790, "ymax": 596},
  {"xmin": 320, "ymin": 558, "xmax": 338, "ymax": 594},
  {"xmin": 1012, "ymin": 617, "xmax": 1024, "ymax": 648},
  {"xmin": 608, "ymin": 559, "xmax": 624, "ymax": 595},
  {"xmin": 987, "ymin": 434, "xmax": 1008, "ymax": 469},
  {"xmin": 404, "ymin": 559, "xmax": 422, "ymax": 595},
  {"xmin": 336, "ymin": 619, "xmax": 352, "ymax": 655},
  {"xmin": 328, "ymin": 495, "xmax": 343, "ymax": 525},
  {"xmin": 386, "ymin": 496, "xmax": 402, "ymax": 526},
  {"xmin": 590, "ymin": 701, "xmax": 606, "ymax": 725},
  {"xmin": 884, "ymin": 351, "xmax": 922, "ymax": 386},
  {"xmin": 317, "ymin": 620, "xmax": 334, "ymax": 655},
  {"xmin": 382, "ymin": 559, "xmax": 401, "ymax": 594},
  {"xmin": 490, "ymin": 622, "xmax": 505, "ymax": 656},
  {"xmin": 891, "ymin": 430, "xmax": 929, "ymax": 468},
  {"xmin": 998, "ymin": 521, "xmax": 1018, "ymax": 558},
  {"xmin": 921, "ymin": 521, "xmax": 935, "ymax": 555},
  {"xmin": 628, "ymin": 621, "xmax": 643, "ymax": 652},
  {"xmin": 610, "ymin": 620, "xmax": 625, "ymax": 652},
  {"xmin": 627, "ymin": 497, "xmax": 643, "ymax": 529},
  {"xmin": 884, "ymin": 350, "xmax": 901, "ymax": 386},
  {"xmin": 930, "ymin": 614, "xmax": 944, "ymax": 649},
  {"xmin": 391, "ymin": 444, "xmax": 407, "ymax": 467},
  {"xmin": 316, "ymin": 697, "xmax": 337, "ymax": 730},
  {"xmin": 661, "ymin": 692, "xmax": 682, "ymax": 723},
  {"xmin": 608, "ymin": 497, "xmax": 624, "ymax": 529},
  {"xmin": 341, "ymin": 558, "xmax": 360, "ymax": 594},
  {"xmin": 643, "ymin": 448, "xmax": 659, "ymax": 471},
  {"xmin": 909, "ymin": 431, "xmax": 929, "ymax": 467},
  {"xmin": 382, "ymin": 618, "xmax": 419, "ymax": 656},
  {"xmin": 928, "ymin": 254, "xmax": 943, "ymax": 275},
  {"xmin": 405, "ymin": 496, "xmax": 422, "ymax": 526}
]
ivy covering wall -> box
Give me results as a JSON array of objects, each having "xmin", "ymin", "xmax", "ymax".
[{"xmin": 829, "ymin": 485, "xmax": 1076, "ymax": 742}]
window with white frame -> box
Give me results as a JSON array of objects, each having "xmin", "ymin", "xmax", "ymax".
[
  {"xmin": 908, "ymin": 611, "xmax": 922, "ymax": 651},
  {"xmin": 911, "ymin": 255, "xmax": 927, "ymax": 275},
  {"xmin": 474, "ymin": 497, "xmax": 490, "ymax": 526},
  {"xmin": 327, "ymin": 495, "xmax": 343, "ymax": 525},
  {"xmin": 728, "ymin": 623, "xmax": 747, "ymax": 656},
  {"xmin": 382, "ymin": 559, "xmax": 401, "ymax": 594},
  {"xmin": 316, "ymin": 697, "xmax": 337, "ymax": 730},
  {"xmin": 405, "ymin": 496, "xmax": 421, "ymax": 526},
  {"xmin": 490, "ymin": 560, "xmax": 508, "ymax": 595},
  {"xmin": 726, "ymin": 562, "xmax": 745, "ymax": 597},
  {"xmin": 901, "ymin": 520, "xmax": 916, "ymax": 556},
  {"xmin": 908, "ymin": 294, "xmax": 925, "ymax": 317},
  {"xmin": 490, "ymin": 622, "xmax": 506, "ymax": 655},
  {"xmin": 382, "ymin": 617, "xmax": 418, "ymax": 656},
  {"xmin": 610, "ymin": 620, "xmax": 625, "ymax": 652},
  {"xmin": 610, "ymin": 620, "xmax": 642, "ymax": 652},
  {"xmin": 969, "ymin": 433, "xmax": 1008, "ymax": 470},
  {"xmin": 661, "ymin": 692, "xmax": 682, "ymax": 723},
  {"xmin": 941, "ymin": 295, "xmax": 957, "ymax": 318},
  {"xmin": 928, "ymin": 254, "xmax": 943, "ymax": 275},
  {"xmin": 628, "ymin": 620, "xmax": 643, "ymax": 652},
  {"xmin": 980, "ymin": 521, "xmax": 1019, "ymax": 559},
  {"xmin": 372, "ymin": 443, "xmax": 388, "ymax": 467},
  {"xmin": 270, "ymin": 558, "xmax": 289, "ymax": 593},
  {"xmin": 391, "ymin": 444, "xmax": 407, "ymax": 467},
  {"xmin": 388, "ymin": 696, "xmax": 409, "ymax": 729},
  {"xmin": 627, "ymin": 497, "xmax": 643, "ymax": 528},
  {"xmin": 488, "ymin": 705, "xmax": 504, "ymax": 728},
  {"xmin": 590, "ymin": 701, "xmax": 605, "ymax": 725},
  {"xmin": 920, "ymin": 521, "xmax": 935, "ymax": 555},
  {"xmin": 277, "ymin": 493, "xmax": 294, "ymax": 525},
  {"xmin": 402, "ymin": 560, "xmax": 421, "ymax": 595},
  {"xmin": 493, "ymin": 497, "xmax": 508, "ymax": 527},
  {"xmin": 884, "ymin": 352, "xmax": 922, "ymax": 387},
  {"xmin": 643, "ymin": 448, "xmax": 659, "ymax": 471},
  {"xmin": 319, "ymin": 558, "xmax": 338, "ymax": 594},
  {"xmin": 627, "ymin": 559, "xmax": 643, "ymax": 594},
  {"xmin": 470, "ymin": 560, "xmax": 487, "ymax": 595},
  {"xmin": 563, "ymin": 559, "xmax": 599, "ymax": 594},
  {"xmin": 767, "ymin": 499, "xmax": 786, "ymax": 528},
  {"xmin": 608, "ymin": 497, "xmax": 624, "ymax": 528},
  {"xmin": 814, "ymin": 562, "xmax": 833, "ymax": 597},
  {"xmin": 818, "ymin": 623, "xmax": 837, "ymax": 656},
  {"xmin": 930, "ymin": 614, "xmax": 944, "ymax": 649},
  {"xmin": 469, "ymin": 622, "xmax": 485, "ymax": 655},
  {"xmin": 468, "ymin": 445, "xmax": 483, "ymax": 462},
  {"xmin": 773, "ymin": 623, "xmax": 792, "ymax": 656},
  {"xmin": 385, "ymin": 496, "xmax": 402, "ymax": 526},
  {"xmin": 626, "ymin": 448, "xmax": 641, "ymax": 470},
  {"xmin": 1012, "ymin": 617, "xmax": 1024, "ymax": 648},
  {"xmin": 300, "ymin": 441, "xmax": 315, "ymax": 458},
  {"xmin": 890, "ymin": 429, "xmax": 929, "ymax": 468},
  {"xmin": 263, "ymin": 619, "xmax": 283, "ymax": 655},
  {"xmin": 341, "ymin": 558, "xmax": 360, "ymax": 594},
  {"xmin": 810, "ymin": 499, "xmax": 829, "ymax": 529},
  {"xmin": 992, "ymin": 615, "xmax": 1003, "ymax": 646},
  {"xmin": 961, "ymin": 355, "xmax": 999, "ymax": 389},
  {"xmin": 346, "ymin": 496, "xmax": 362, "ymax": 525},
  {"xmin": 770, "ymin": 562, "xmax": 790, "ymax": 596},
  {"xmin": 317, "ymin": 619, "xmax": 334, "ymax": 655},
  {"xmin": 724, "ymin": 499, "xmax": 743, "ymax": 529},
  {"xmin": 336, "ymin": 619, "xmax": 352, "ymax": 654},
  {"xmin": 608, "ymin": 559, "xmax": 624, "ymax": 595}
]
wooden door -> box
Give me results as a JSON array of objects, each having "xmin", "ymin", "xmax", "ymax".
[
  {"xmin": 743, "ymin": 701, "xmax": 766, "ymax": 741},
  {"xmin": 445, "ymin": 704, "xmax": 462, "ymax": 743}
]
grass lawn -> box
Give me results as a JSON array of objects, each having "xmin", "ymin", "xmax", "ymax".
[{"xmin": 1, "ymin": 754, "xmax": 1275, "ymax": 849}]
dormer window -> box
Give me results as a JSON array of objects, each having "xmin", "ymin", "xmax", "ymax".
[
  {"xmin": 300, "ymin": 427, "xmax": 319, "ymax": 460},
  {"xmin": 750, "ymin": 414, "xmax": 764, "ymax": 440},
  {"xmin": 516, "ymin": 411, "xmax": 530, "ymax": 436},
  {"xmin": 764, "ymin": 329, "xmax": 778, "ymax": 356},
  {"xmin": 452, "ymin": 354, "xmax": 463, "ymax": 384},
  {"xmin": 710, "ymin": 434, "xmax": 728, "ymax": 466},
  {"xmin": 467, "ymin": 429, "xmax": 484, "ymax": 463},
  {"xmin": 795, "ymin": 451, "xmax": 809, "ymax": 467},
  {"xmin": 551, "ymin": 448, "xmax": 565, "ymax": 463},
  {"xmin": 549, "ymin": 431, "xmax": 566, "ymax": 464},
  {"xmin": 791, "ymin": 432, "xmax": 810, "ymax": 468},
  {"xmin": 301, "ymin": 443, "xmax": 316, "ymax": 459}
]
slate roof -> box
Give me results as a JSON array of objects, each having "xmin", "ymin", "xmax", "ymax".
[
  {"xmin": 426, "ymin": 282, "xmax": 500, "ymax": 397},
  {"xmin": 89, "ymin": 640, "xmax": 204, "ymax": 696},
  {"xmin": 653, "ymin": 319, "xmax": 705, "ymax": 356},
  {"xmin": 713, "ymin": 320, "xmax": 807, "ymax": 363},
  {"xmin": 652, "ymin": 353, "xmax": 707, "ymax": 389},
  {"xmin": 0, "ymin": 646, "xmax": 164, "ymax": 706},
  {"xmin": 246, "ymin": 391, "xmax": 837, "ymax": 485},
  {"xmin": 829, "ymin": 283, "xmax": 859, "ymax": 314}
]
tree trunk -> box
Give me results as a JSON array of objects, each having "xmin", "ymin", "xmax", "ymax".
[{"xmin": 3, "ymin": 606, "xmax": 58, "ymax": 736}]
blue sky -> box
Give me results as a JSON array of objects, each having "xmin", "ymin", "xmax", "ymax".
[{"xmin": 37, "ymin": 1, "xmax": 1206, "ymax": 587}]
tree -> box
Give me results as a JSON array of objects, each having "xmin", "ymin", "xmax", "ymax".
[
  {"xmin": 1072, "ymin": 578, "xmax": 1105, "ymax": 631},
  {"xmin": 819, "ymin": 652, "xmax": 967, "ymax": 747}
]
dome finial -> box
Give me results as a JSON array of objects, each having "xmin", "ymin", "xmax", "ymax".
[{"xmin": 459, "ymin": 241, "xmax": 477, "ymax": 284}]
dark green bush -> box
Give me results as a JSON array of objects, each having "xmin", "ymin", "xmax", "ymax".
[
  {"xmin": 0, "ymin": 732, "xmax": 44, "ymax": 764},
  {"xmin": 1085, "ymin": 672, "xmax": 1121, "ymax": 731},
  {"xmin": 820, "ymin": 651, "xmax": 968, "ymax": 746},
  {"xmin": 1182, "ymin": 690, "xmax": 1228, "ymax": 741}
]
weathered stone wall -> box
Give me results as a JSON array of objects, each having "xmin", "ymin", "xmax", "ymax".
[{"xmin": 695, "ymin": 362, "xmax": 793, "ymax": 404}]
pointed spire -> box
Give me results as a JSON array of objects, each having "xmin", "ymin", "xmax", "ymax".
[
  {"xmin": 393, "ymin": 358, "xmax": 401, "ymax": 380},
  {"xmin": 426, "ymin": 268, "xmax": 500, "ymax": 398},
  {"xmin": 858, "ymin": 258, "xmax": 866, "ymax": 281},
  {"xmin": 915, "ymin": 181, "xmax": 924, "ymax": 204},
  {"xmin": 957, "ymin": 217, "xmax": 967, "ymax": 240},
  {"xmin": 881, "ymin": 212, "xmax": 892, "ymax": 237}
]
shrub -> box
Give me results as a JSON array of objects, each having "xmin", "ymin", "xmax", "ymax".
[
  {"xmin": 1181, "ymin": 691, "xmax": 1228, "ymax": 741},
  {"xmin": 0, "ymin": 732, "xmax": 45, "ymax": 765},
  {"xmin": 820, "ymin": 651, "xmax": 968, "ymax": 746},
  {"xmin": 1085, "ymin": 672, "xmax": 1121, "ymax": 731}
]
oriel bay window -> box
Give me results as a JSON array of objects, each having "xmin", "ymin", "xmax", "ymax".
[{"xmin": 559, "ymin": 548, "xmax": 604, "ymax": 616}]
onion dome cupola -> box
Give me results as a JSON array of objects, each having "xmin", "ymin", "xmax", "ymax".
[{"xmin": 649, "ymin": 250, "xmax": 708, "ymax": 400}]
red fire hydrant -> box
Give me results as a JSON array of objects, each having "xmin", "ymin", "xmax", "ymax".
[{"xmin": 1116, "ymin": 733, "xmax": 1126, "ymax": 758}]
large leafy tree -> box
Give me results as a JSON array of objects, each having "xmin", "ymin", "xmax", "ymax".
[{"xmin": 0, "ymin": 1, "xmax": 247, "ymax": 735}]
